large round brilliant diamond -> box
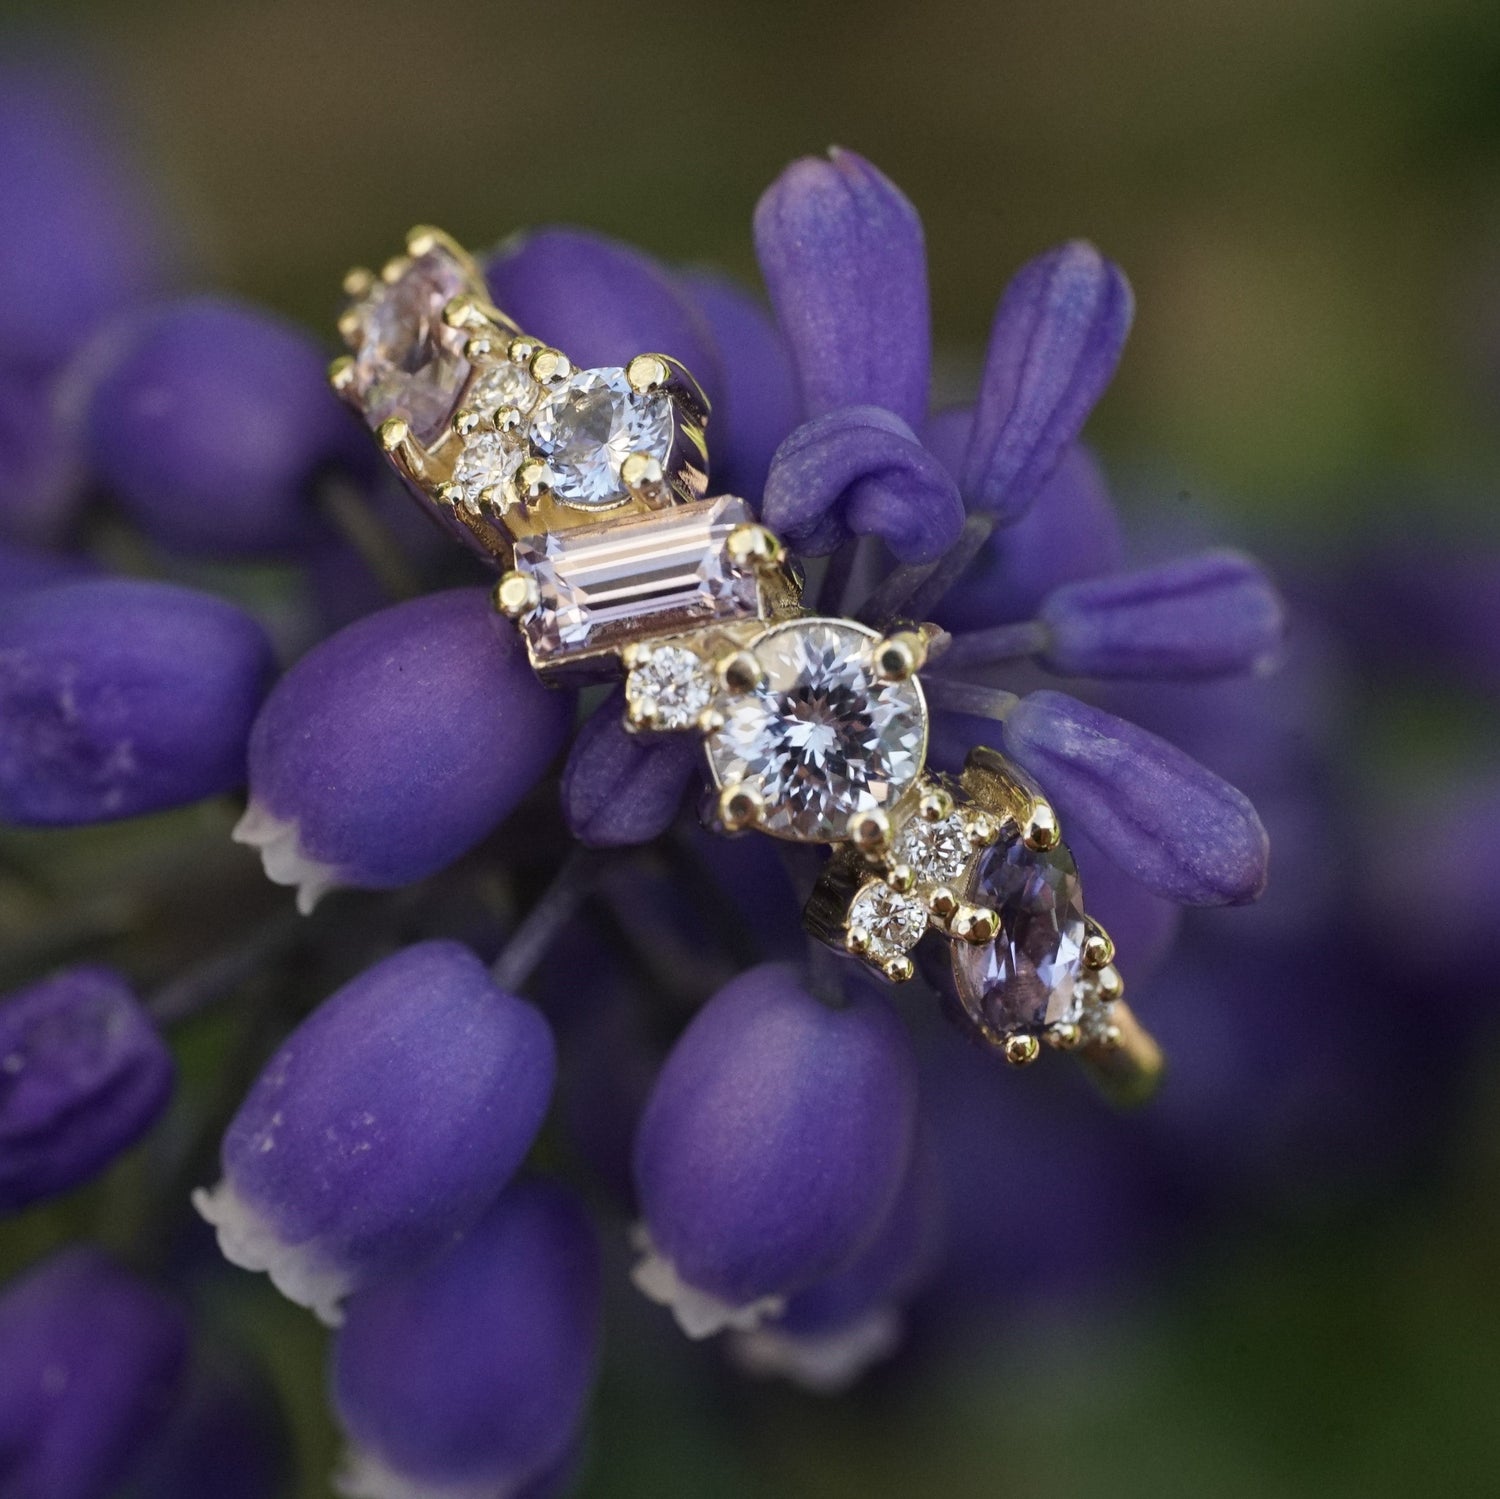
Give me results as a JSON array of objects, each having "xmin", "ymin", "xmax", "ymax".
[
  {"xmin": 706, "ymin": 620, "xmax": 927, "ymax": 842},
  {"xmin": 529, "ymin": 367, "xmax": 673, "ymax": 509}
]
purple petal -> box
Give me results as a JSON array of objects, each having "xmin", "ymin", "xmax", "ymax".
[
  {"xmin": 0, "ymin": 965, "xmax": 173, "ymax": 1214},
  {"xmin": 0, "ymin": 1247, "xmax": 188, "ymax": 1499},
  {"xmin": 561, "ymin": 689, "xmax": 701, "ymax": 848},
  {"xmin": 237, "ymin": 589, "xmax": 571, "ymax": 908},
  {"xmin": 962, "ymin": 242, "xmax": 1133, "ymax": 521},
  {"xmin": 632, "ymin": 963, "xmax": 918, "ymax": 1334},
  {"xmin": 753, "ymin": 149, "xmax": 930, "ymax": 430},
  {"xmin": 1037, "ymin": 549, "xmax": 1285, "ymax": 679},
  {"xmin": 932, "ymin": 442, "xmax": 1125, "ymax": 631},
  {"xmin": 1002, "ymin": 690, "xmax": 1269, "ymax": 905},
  {"xmin": 0, "ymin": 59, "xmax": 174, "ymax": 370},
  {"xmin": 0, "ymin": 536, "xmax": 99, "ymax": 595},
  {"xmin": 0, "ymin": 579, "xmax": 275, "ymax": 826},
  {"xmin": 85, "ymin": 298, "xmax": 373, "ymax": 556},
  {"xmin": 679, "ymin": 269, "xmax": 800, "ymax": 500},
  {"xmin": 332, "ymin": 1177, "xmax": 600, "ymax": 1497},
  {"xmin": 762, "ymin": 407, "xmax": 964, "ymax": 563},
  {"xmin": 486, "ymin": 228, "xmax": 722, "ymax": 404},
  {"xmin": 195, "ymin": 941, "xmax": 556, "ymax": 1324}
]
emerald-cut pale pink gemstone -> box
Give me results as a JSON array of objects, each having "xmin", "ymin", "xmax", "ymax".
[
  {"xmin": 350, "ymin": 247, "xmax": 472, "ymax": 443},
  {"xmin": 512, "ymin": 495, "xmax": 761, "ymax": 667}
]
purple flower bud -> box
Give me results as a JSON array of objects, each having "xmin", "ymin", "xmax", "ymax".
[
  {"xmin": 931, "ymin": 443, "xmax": 1125, "ymax": 632},
  {"xmin": 753, "ymin": 149, "xmax": 930, "ymax": 430},
  {"xmin": 560, "ymin": 688, "xmax": 700, "ymax": 848},
  {"xmin": 487, "ymin": 229, "xmax": 722, "ymax": 405},
  {"xmin": 962, "ymin": 242, "xmax": 1133, "ymax": 521},
  {"xmin": 0, "ymin": 579, "xmax": 275, "ymax": 827},
  {"xmin": 1, "ymin": 965, "xmax": 173, "ymax": 1213},
  {"xmin": 1066, "ymin": 829, "xmax": 1182, "ymax": 980},
  {"xmin": 194, "ymin": 941, "xmax": 556, "ymax": 1324},
  {"xmin": 731, "ymin": 1139, "xmax": 943, "ymax": 1392},
  {"xmin": 236, "ymin": 589, "xmax": 570, "ymax": 910},
  {"xmin": 0, "ymin": 368, "xmax": 84, "ymax": 547},
  {"xmin": 1035, "ymin": 550, "xmax": 1285, "ymax": 680},
  {"xmin": 1002, "ymin": 691, "xmax": 1270, "ymax": 906},
  {"xmin": 679, "ymin": 270, "xmax": 800, "ymax": 499},
  {"xmin": 84, "ymin": 298, "xmax": 372, "ymax": 556},
  {"xmin": 331, "ymin": 1177, "xmax": 600, "ymax": 1499},
  {"xmin": 762, "ymin": 407, "xmax": 964, "ymax": 564},
  {"xmin": 0, "ymin": 1247, "xmax": 188, "ymax": 1499},
  {"xmin": 632, "ymin": 963, "xmax": 919, "ymax": 1337},
  {"xmin": 0, "ymin": 61, "xmax": 172, "ymax": 369}
]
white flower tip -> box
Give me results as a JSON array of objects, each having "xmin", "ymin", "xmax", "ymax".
[
  {"xmin": 232, "ymin": 800, "xmax": 342, "ymax": 915},
  {"xmin": 729, "ymin": 1306, "xmax": 904, "ymax": 1394},
  {"xmin": 193, "ymin": 1178, "xmax": 351, "ymax": 1326},
  {"xmin": 335, "ymin": 1446, "xmax": 524, "ymax": 1499},
  {"xmin": 628, "ymin": 1223, "xmax": 784, "ymax": 1340}
]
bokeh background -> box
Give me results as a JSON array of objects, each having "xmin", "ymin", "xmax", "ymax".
[{"xmin": 4, "ymin": 1, "xmax": 1500, "ymax": 1495}]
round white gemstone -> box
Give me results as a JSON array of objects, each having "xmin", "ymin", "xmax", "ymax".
[
  {"xmin": 848, "ymin": 881, "xmax": 927, "ymax": 958},
  {"xmin": 529, "ymin": 367, "xmax": 673, "ymax": 509},
  {"xmin": 894, "ymin": 812, "xmax": 972, "ymax": 887},
  {"xmin": 705, "ymin": 619, "xmax": 927, "ymax": 842},
  {"xmin": 452, "ymin": 431, "xmax": 520, "ymax": 514},
  {"xmin": 467, "ymin": 360, "xmax": 537, "ymax": 416},
  {"xmin": 627, "ymin": 645, "xmax": 712, "ymax": 730}
]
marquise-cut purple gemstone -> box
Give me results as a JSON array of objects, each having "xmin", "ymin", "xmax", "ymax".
[{"xmin": 952, "ymin": 837, "xmax": 1087, "ymax": 1038}]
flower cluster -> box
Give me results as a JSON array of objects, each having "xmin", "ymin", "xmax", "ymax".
[{"xmin": 7, "ymin": 52, "xmax": 1479, "ymax": 1499}]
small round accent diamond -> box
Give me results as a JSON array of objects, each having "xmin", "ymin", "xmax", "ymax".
[
  {"xmin": 452, "ymin": 431, "xmax": 521, "ymax": 514},
  {"xmin": 529, "ymin": 367, "xmax": 674, "ymax": 509},
  {"xmin": 468, "ymin": 360, "xmax": 537, "ymax": 416},
  {"xmin": 893, "ymin": 813, "xmax": 972, "ymax": 887},
  {"xmin": 626, "ymin": 645, "xmax": 712, "ymax": 730},
  {"xmin": 848, "ymin": 882, "xmax": 927, "ymax": 960},
  {"xmin": 704, "ymin": 619, "xmax": 927, "ymax": 842}
]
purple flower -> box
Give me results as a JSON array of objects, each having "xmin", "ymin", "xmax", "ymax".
[
  {"xmin": 0, "ymin": 1247, "xmax": 188, "ymax": 1499},
  {"xmin": 1001, "ymin": 690, "xmax": 1270, "ymax": 905},
  {"xmin": 83, "ymin": 297, "xmax": 374, "ymax": 556},
  {"xmin": 632, "ymin": 963, "xmax": 919, "ymax": 1337},
  {"xmin": 194, "ymin": 941, "xmax": 555, "ymax": 1324},
  {"xmin": 236, "ymin": 589, "xmax": 571, "ymax": 911},
  {"xmin": 0, "ymin": 579, "xmax": 275, "ymax": 826},
  {"xmin": 1, "ymin": 965, "xmax": 173, "ymax": 1214},
  {"xmin": 0, "ymin": 536, "xmax": 98, "ymax": 596},
  {"xmin": 331, "ymin": 1177, "xmax": 600, "ymax": 1499},
  {"xmin": 0, "ymin": 367, "xmax": 85, "ymax": 547}
]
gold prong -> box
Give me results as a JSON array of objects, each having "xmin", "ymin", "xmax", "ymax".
[
  {"xmin": 1082, "ymin": 922, "xmax": 1115, "ymax": 971},
  {"xmin": 695, "ymin": 706, "xmax": 726, "ymax": 736},
  {"xmin": 716, "ymin": 649, "xmax": 763, "ymax": 695},
  {"xmin": 464, "ymin": 336, "xmax": 494, "ymax": 363},
  {"xmin": 442, "ymin": 294, "xmax": 475, "ymax": 330},
  {"xmin": 886, "ymin": 863, "xmax": 916, "ymax": 894},
  {"xmin": 724, "ymin": 523, "xmax": 786, "ymax": 575},
  {"xmin": 380, "ymin": 254, "xmax": 412, "ymax": 285},
  {"xmin": 342, "ymin": 266, "xmax": 376, "ymax": 299},
  {"xmin": 328, "ymin": 355, "xmax": 355, "ymax": 395},
  {"xmin": 621, "ymin": 452, "xmax": 665, "ymax": 490},
  {"xmin": 625, "ymin": 696, "xmax": 660, "ymax": 732},
  {"xmin": 493, "ymin": 405, "xmax": 524, "ymax": 434},
  {"xmin": 508, "ymin": 336, "xmax": 540, "ymax": 367},
  {"xmin": 477, "ymin": 485, "xmax": 507, "ymax": 514},
  {"xmin": 845, "ymin": 926, "xmax": 870, "ymax": 956},
  {"xmin": 847, "ymin": 809, "xmax": 891, "ymax": 858},
  {"xmin": 1002, "ymin": 1034, "xmax": 1041, "ymax": 1067},
  {"xmin": 1022, "ymin": 802, "xmax": 1060, "ymax": 851},
  {"xmin": 515, "ymin": 459, "xmax": 548, "ymax": 499},
  {"xmin": 966, "ymin": 812, "xmax": 1001, "ymax": 847},
  {"xmin": 435, "ymin": 481, "xmax": 462, "ymax": 509},
  {"xmin": 452, "ymin": 408, "xmax": 482, "ymax": 438},
  {"xmin": 405, "ymin": 225, "xmax": 442, "ymax": 257},
  {"xmin": 1049, "ymin": 1022, "xmax": 1082, "ymax": 1050},
  {"xmin": 626, "ymin": 354, "xmax": 670, "ymax": 393},
  {"xmin": 493, "ymin": 571, "xmax": 539, "ymax": 620},
  {"xmin": 874, "ymin": 630, "xmax": 928, "ymax": 683},
  {"xmin": 1100, "ymin": 1024, "xmax": 1124, "ymax": 1050},
  {"xmin": 621, "ymin": 642, "xmax": 647, "ymax": 669},
  {"xmin": 927, "ymin": 886, "xmax": 959, "ymax": 919},
  {"xmin": 529, "ymin": 347, "xmax": 571, "ymax": 385},
  {"xmin": 718, "ymin": 784, "xmax": 764, "ymax": 832},
  {"xmin": 1093, "ymin": 963, "xmax": 1124, "ymax": 1003},
  {"xmin": 918, "ymin": 787, "xmax": 954, "ymax": 822},
  {"xmin": 377, "ymin": 416, "xmax": 410, "ymax": 454},
  {"xmin": 950, "ymin": 904, "xmax": 999, "ymax": 945},
  {"xmin": 882, "ymin": 954, "xmax": 916, "ymax": 984},
  {"xmin": 337, "ymin": 308, "xmax": 364, "ymax": 347}
]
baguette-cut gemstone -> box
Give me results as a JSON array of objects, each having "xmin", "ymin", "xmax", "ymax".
[{"xmin": 512, "ymin": 495, "xmax": 760, "ymax": 665}]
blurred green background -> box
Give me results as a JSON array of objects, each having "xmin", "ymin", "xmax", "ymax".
[{"xmin": 5, "ymin": 1, "xmax": 1500, "ymax": 1495}]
